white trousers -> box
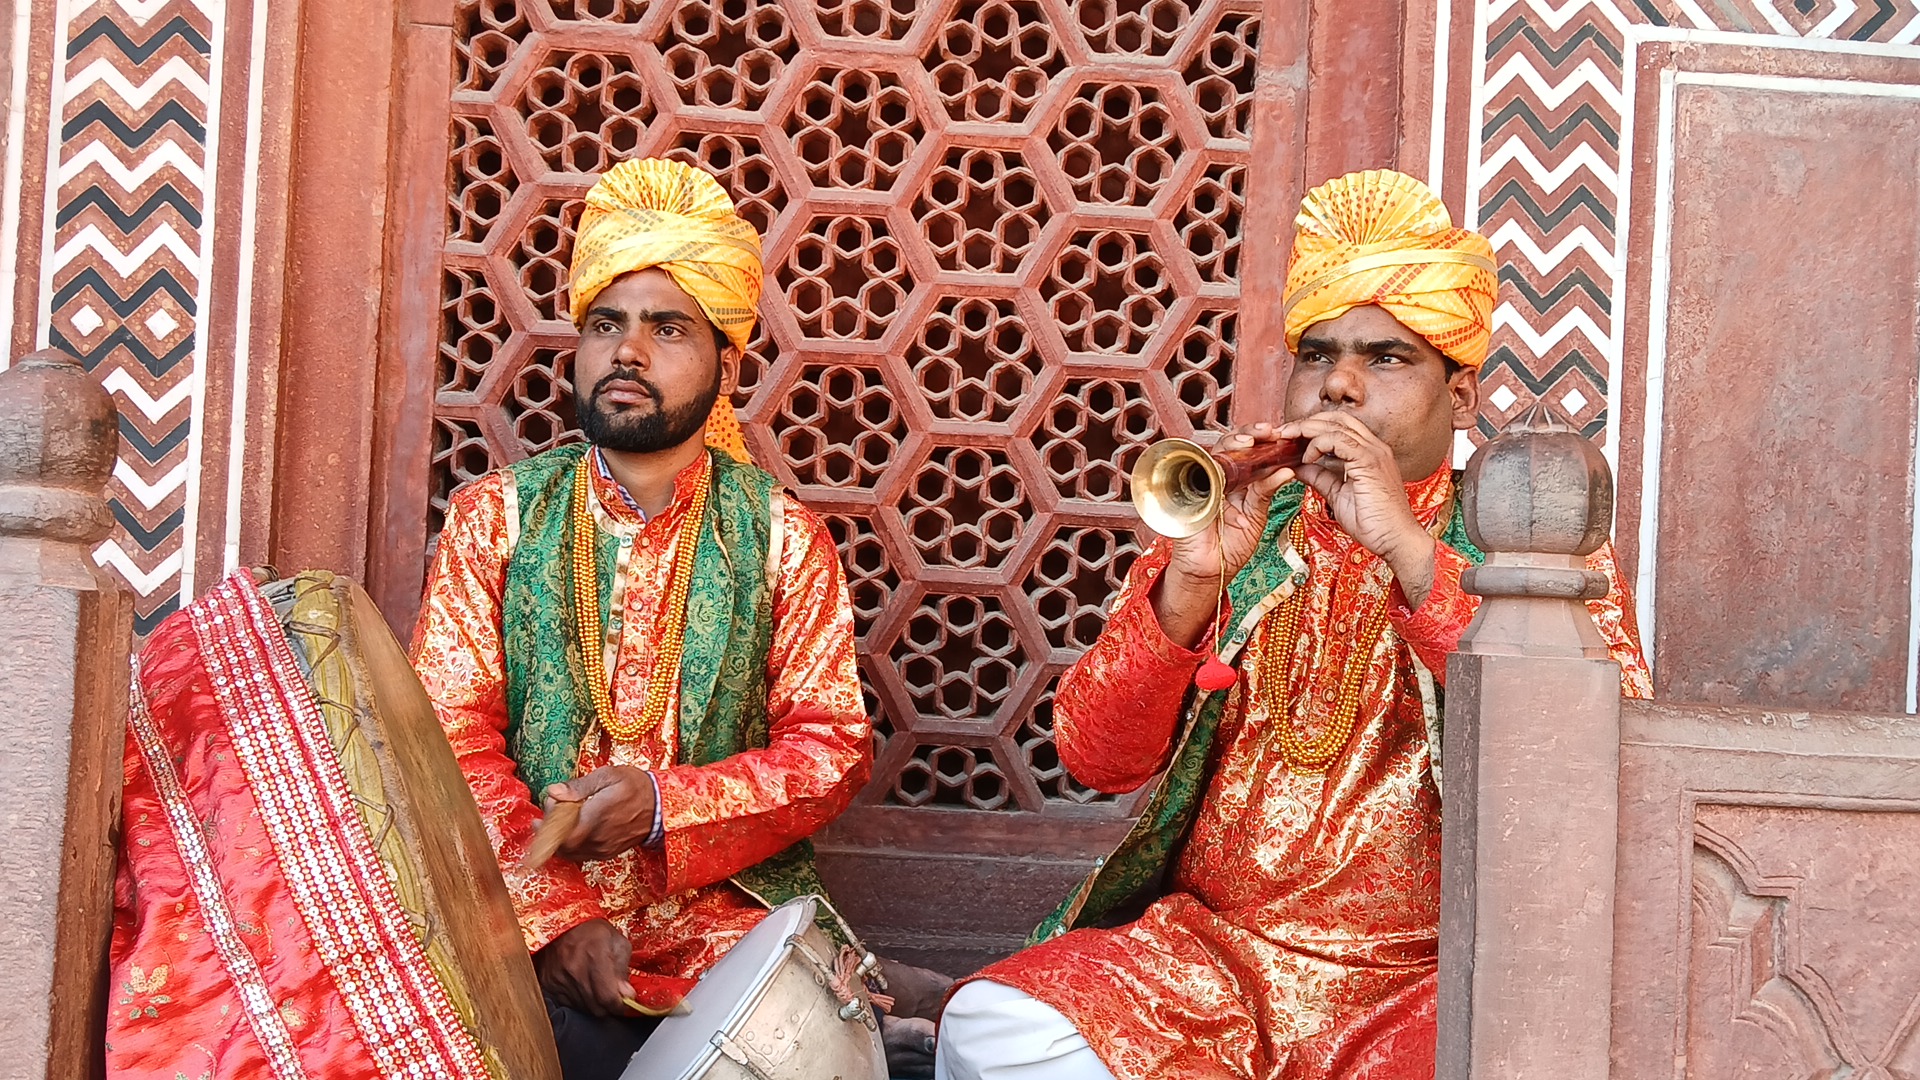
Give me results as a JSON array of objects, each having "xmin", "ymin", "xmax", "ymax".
[{"xmin": 934, "ymin": 979, "xmax": 1117, "ymax": 1080}]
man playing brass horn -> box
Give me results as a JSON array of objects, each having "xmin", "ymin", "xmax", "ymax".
[
  {"xmin": 412, "ymin": 159, "xmax": 921, "ymax": 1080},
  {"xmin": 934, "ymin": 170, "xmax": 1653, "ymax": 1079}
]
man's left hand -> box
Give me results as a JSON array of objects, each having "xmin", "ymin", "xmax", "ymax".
[
  {"xmin": 1280, "ymin": 411, "xmax": 1439, "ymax": 608},
  {"xmin": 544, "ymin": 765, "xmax": 657, "ymax": 862}
]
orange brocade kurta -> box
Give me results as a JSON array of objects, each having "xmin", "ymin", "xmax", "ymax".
[
  {"xmin": 411, "ymin": 452, "xmax": 870, "ymax": 999},
  {"xmin": 978, "ymin": 467, "xmax": 1651, "ymax": 1080}
]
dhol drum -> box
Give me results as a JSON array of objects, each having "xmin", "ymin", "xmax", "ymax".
[
  {"xmin": 620, "ymin": 895, "xmax": 889, "ymax": 1080},
  {"xmin": 110, "ymin": 570, "xmax": 561, "ymax": 1079}
]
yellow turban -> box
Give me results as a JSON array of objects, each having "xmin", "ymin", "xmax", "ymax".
[
  {"xmin": 1284, "ymin": 169, "xmax": 1498, "ymax": 368},
  {"xmin": 569, "ymin": 158, "xmax": 764, "ymax": 462}
]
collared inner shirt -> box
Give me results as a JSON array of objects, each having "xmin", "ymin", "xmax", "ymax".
[{"xmin": 592, "ymin": 447, "xmax": 666, "ymax": 848}]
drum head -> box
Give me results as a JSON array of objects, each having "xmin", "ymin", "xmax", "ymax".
[{"xmin": 622, "ymin": 897, "xmax": 817, "ymax": 1080}]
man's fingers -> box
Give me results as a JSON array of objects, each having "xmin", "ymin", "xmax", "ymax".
[
  {"xmin": 1300, "ymin": 431, "xmax": 1355, "ymax": 466},
  {"xmin": 1221, "ymin": 421, "xmax": 1288, "ymax": 449},
  {"xmin": 1294, "ymin": 461, "xmax": 1343, "ymax": 498},
  {"xmin": 591, "ymin": 958, "xmax": 635, "ymax": 1019},
  {"xmin": 1242, "ymin": 465, "xmax": 1294, "ymax": 505},
  {"xmin": 555, "ymin": 804, "xmax": 604, "ymax": 860},
  {"xmin": 1284, "ymin": 412, "xmax": 1380, "ymax": 446},
  {"xmin": 545, "ymin": 966, "xmax": 583, "ymax": 1012},
  {"xmin": 566, "ymin": 768, "xmax": 623, "ymax": 799}
]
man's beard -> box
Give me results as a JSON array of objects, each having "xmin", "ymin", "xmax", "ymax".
[{"xmin": 579, "ymin": 365, "xmax": 720, "ymax": 454}]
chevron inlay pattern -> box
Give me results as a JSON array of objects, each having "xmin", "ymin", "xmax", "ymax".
[
  {"xmin": 44, "ymin": 0, "xmax": 220, "ymax": 634},
  {"xmin": 1465, "ymin": 0, "xmax": 1920, "ymax": 448}
]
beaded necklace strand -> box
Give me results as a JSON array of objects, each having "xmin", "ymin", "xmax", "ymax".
[
  {"xmin": 569, "ymin": 453, "xmax": 710, "ymax": 742},
  {"xmin": 1258, "ymin": 517, "xmax": 1394, "ymax": 773}
]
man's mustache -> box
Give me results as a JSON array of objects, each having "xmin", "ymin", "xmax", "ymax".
[{"xmin": 589, "ymin": 370, "xmax": 660, "ymax": 405}]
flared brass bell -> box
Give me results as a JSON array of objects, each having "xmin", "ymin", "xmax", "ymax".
[
  {"xmin": 1130, "ymin": 436, "xmax": 1310, "ymax": 538},
  {"xmin": 1130, "ymin": 438, "xmax": 1225, "ymax": 539}
]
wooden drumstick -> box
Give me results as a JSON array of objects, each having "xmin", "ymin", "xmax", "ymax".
[
  {"xmin": 524, "ymin": 803, "xmax": 693, "ymax": 1019},
  {"xmin": 519, "ymin": 800, "xmax": 581, "ymax": 873},
  {"xmin": 621, "ymin": 995, "xmax": 692, "ymax": 1018}
]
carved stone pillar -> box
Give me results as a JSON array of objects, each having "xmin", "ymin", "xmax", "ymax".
[
  {"xmin": 0, "ymin": 350, "xmax": 133, "ymax": 1079},
  {"xmin": 1437, "ymin": 403, "xmax": 1622, "ymax": 1080}
]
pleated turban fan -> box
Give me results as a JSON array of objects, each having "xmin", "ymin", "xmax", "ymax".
[
  {"xmin": 568, "ymin": 158, "xmax": 764, "ymax": 463},
  {"xmin": 1283, "ymin": 169, "xmax": 1499, "ymax": 369}
]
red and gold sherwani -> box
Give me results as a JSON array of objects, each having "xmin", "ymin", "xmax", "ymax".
[
  {"xmin": 976, "ymin": 466, "xmax": 1651, "ymax": 1079},
  {"xmin": 412, "ymin": 450, "xmax": 869, "ymax": 995}
]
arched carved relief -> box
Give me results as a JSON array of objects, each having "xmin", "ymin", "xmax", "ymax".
[
  {"xmin": 1688, "ymin": 810, "xmax": 1920, "ymax": 1079},
  {"xmin": 436, "ymin": 0, "xmax": 1262, "ymax": 819}
]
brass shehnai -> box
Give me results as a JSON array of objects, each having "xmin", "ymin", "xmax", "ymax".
[{"xmin": 1129, "ymin": 437, "xmax": 1305, "ymax": 538}]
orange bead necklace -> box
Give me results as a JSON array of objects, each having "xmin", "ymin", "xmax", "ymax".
[
  {"xmin": 569, "ymin": 453, "xmax": 709, "ymax": 742},
  {"xmin": 1258, "ymin": 518, "xmax": 1393, "ymax": 773}
]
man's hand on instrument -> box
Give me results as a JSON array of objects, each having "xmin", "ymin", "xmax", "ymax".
[
  {"xmin": 536, "ymin": 918, "xmax": 635, "ymax": 1018},
  {"xmin": 1279, "ymin": 411, "xmax": 1439, "ymax": 607},
  {"xmin": 1153, "ymin": 422, "xmax": 1297, "ymax": 649},
  {"xmin": 544, "ymin": 765, "xmax": 658, "ymax": 862}
]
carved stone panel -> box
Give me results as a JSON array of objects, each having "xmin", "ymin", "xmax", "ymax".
[
  {"xmin": 1613, "ymin": 701, "xmax": 1920, "ymax": 1079},
  {"xmin": 1690, "ymin": 805, "xmax": 1920, "ymax": 1078}
]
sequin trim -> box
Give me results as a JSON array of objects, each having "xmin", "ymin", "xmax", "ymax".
[
  {"xmin": 501, "ymin": 475, "xmax": 520, "ymax": 556},
  {"xmin": 766, "ymin": 490, "xmax": 786, "ymax": 594},
  {"xmin": 189, "ymin": 572, "xmax": 492, "ymax": 1080},
  {"xmin": 126, "ymin": 669, "xmax": 311, "ymax": 1080}
]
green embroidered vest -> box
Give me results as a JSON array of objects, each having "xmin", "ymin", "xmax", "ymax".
[
  {"xmin": 498, "ymin": 443, "xmax": 831, "ymax": 913},
  {"xmin": 1030, "ymin": 479, "xmax": 1485, "ymax": 943}
]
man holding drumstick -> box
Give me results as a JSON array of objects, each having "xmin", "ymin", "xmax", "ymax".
[
  {"xmin": 412, "ymin": 158, "xmax": 940, "ymax": 1080},
  {"xmin": 935, "ymin": 169, "xmax": 1652, "ymax": 1080}
]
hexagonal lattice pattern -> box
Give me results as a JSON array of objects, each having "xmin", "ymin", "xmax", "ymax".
[
  {"xmin": 1032, "ymin": 378, "xmax": 1163, "ymax": 503},
  {"xmin": 785, "ymin": 67, "xmax": 923, "ymax": 191},
  {"xmin": 1048, "ymin": 83, "xmax": 1183, "ymax": 206},
  {"xmin": 899, "ymin": 446, "xmax": 1026, "ymax": 571},
  {"xmin": 1166, "ymin": 309, "xmax": 1237, "ymax": 434},
  {"xmin": 514, "ymin": 200, "xmax": 583, "ymax": 323},
  {"xmin": 821, "ymin": 512, "xmax": 895, "ymax": 635},
  {"xmin": 1044, "ymin": 230, "xmax": 1175, "ymax": 356},
  {"xmin": 454, "ymin": 0, "xmax": 529, "ymax": 93},
  {"xmin": 517, "ymin": 51, "xmax": 655, "ymax": 173},
  {"xmin": 665, "ymin": 131, "xmax": 786, "ymax": 236},
  {"xmin": 504, "ymin": 348, "xmax": 580, "ymax": 452},
  {"xmin": 440, "ymin": 268, "xmax": 510, "ymax": 394},
  {"xmin": 777, "ymin": 215, "xmax": 914, "ymax": 341},
  {"xmin": 659, "ymin": 0, "xmax": 799, "ymax": 112},
  {"xmin": 913, "ymin": 147, "xmax": 1048, "ymax": 275},
  {"xmin": 890, "ymin": 593, "xmax": 1027, "ymax": 724},
  {"xmin": 815, "ymin": 0, "xmax": 923, "ymax": 39},
  {"xmin": 1177, "ymin": 163, "xmax": 1245, "ymax": 285},
  {"xmin": 430, "ymin": 417, "xmax": 494, "ymax": 532},
  {"xmin": 1184, "ymin": 11, "xmax": 1259, "ymax": 141},
  {"xmin": 890, "ymin": 743, "xmax": 1012, "ymax": 809},
  {"xmin": 908, "ymin": 296, "xmax": 1040, "ymax": 424},
  {"xmin": 924, "ymin": 0, "xmax": 1065, "ymax": 124},
  {"xmin": 774, "ymin": 363, "xmax": 906, "ymax": 488},
  {"xmin": 1075, "ymin": 0, "xmax": 1206, "ymax": 57},
  {"xmin": 434, "ymin": 0, "xmax": 1264, "ymax": 815},
  {"xmin": 1023, "ymin": 525, "xmax": 1142, "ymax": 651},
  {"xmin": 545, "ymin": 0, "xmax": 653, "ymax": 21}
]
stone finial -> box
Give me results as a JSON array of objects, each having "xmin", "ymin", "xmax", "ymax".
[
  {"xmin": 1459, "ymin": 402, "xmax": 1611, "ymax": 603},
  {"xmin": 1439, "ymin": 402, "xmax": 1625, "ymax": 1080},
  {"xmin": 0, "ymin": 346, "xmax": 131, "ymax": 1080},
  {"xmin": 0, "ymin": 350, "xmax": 117, "ymax": 547}
]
